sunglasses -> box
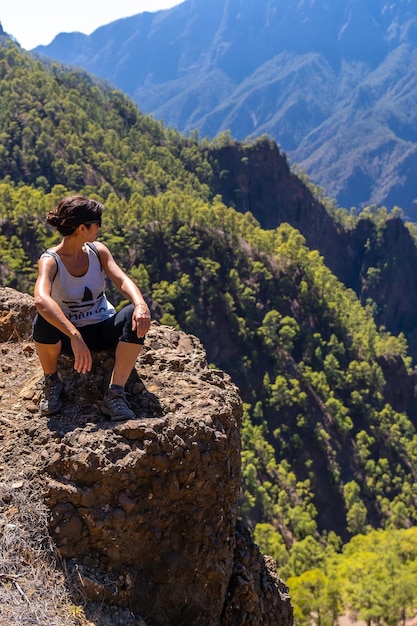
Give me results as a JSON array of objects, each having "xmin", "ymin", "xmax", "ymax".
[{"xmin": 83, "ymin": 218, "xmax": 102, "ymax": 227}]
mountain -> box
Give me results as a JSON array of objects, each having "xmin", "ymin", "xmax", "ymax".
[
  {"xmin": 202, "ymin": 139, "xmax": 417, "ymax": 361},
  {"xmin": 32, "ymin": 0, "xmax": 417, "ymax": 217},
  {"xmin": 5, "ymin": 37, "xmax": 417, "ymax": 614}
]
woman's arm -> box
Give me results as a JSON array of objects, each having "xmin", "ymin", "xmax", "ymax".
[
  {"xmin": 34, "ymin": 256, "xmax": 93, "ymax": 373},
  {"xmin": 95, "ymin": 242, "xmax": 151, "ymax": 338}
]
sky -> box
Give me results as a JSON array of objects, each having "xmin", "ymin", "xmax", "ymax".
[{"xmin": 0, "ymin": 0, "xmax": 183, "ymax": 50}]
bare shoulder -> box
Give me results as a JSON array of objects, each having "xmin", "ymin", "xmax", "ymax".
[
  {"xmin": 38, "ymin": 253, "xmax": 58, "ymax": 271},
  {"xmin": 92, "ymin": 241, "xmax": 122, "ymax": 275},
  {"xmin": 93, "ymin": 241, "xmax": 111, "ymax": 257},
  {"xmin": 36, "ymin": 253, "xmax": 58, "ymax": 286}
]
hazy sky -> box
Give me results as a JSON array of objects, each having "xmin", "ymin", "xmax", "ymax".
[{"xmin": 1, "ymin": 0, "xmax": 183, "ymax": 50}]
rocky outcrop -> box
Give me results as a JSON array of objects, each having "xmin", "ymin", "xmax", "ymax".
[
  {"xmin": 0, "ymin": 286, "xmax": 36, "ymax": 341},
  {"xmin": 45, "ymin": 333, "xmax": 242, "ymax": 625},
  {"xmin": 207, "ymin": 139, "xmax": 357, "ymax": 288},
  {"xmin": 222, "ymin": 522, "xmax": 292, "ymax": 626},
  {"xmin": 0, "ymin": 287, "xmax": 292, "ymax": 626},
  {"xmin": 359, "ymin": 217, "xmax": 417, "ymax": 361},
  {"xmin": 208, "ymin": 141, "xmax": 417, "ymax": 363},
  {"xmin": 376, "ymin": 353, "xmax": 417, "ymax": 419}
]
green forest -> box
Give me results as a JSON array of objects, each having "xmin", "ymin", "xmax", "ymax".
[{"xmin": 1, "ymin": 35, "xmax": 417, "ymax": 624}]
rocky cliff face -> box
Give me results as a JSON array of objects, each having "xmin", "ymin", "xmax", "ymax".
[
  {"xmin": 0, "ymin": 287, "xmax": 292, "ymax": 626},
  {"xmin": 207, "ymin": 139, "xmax": 417, "ymax": 363},
  {"xmin": 207, "ymin": 139, "xmax": 351, "ymax": 283}
]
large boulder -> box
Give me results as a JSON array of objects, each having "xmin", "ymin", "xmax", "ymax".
[
  {"xmin": 45, "ymin": 326, "xmax": 243, "ymax": 625},
  {"xmin": 0, "ymin": 286, "xmax": 36, "ymax": 341}
]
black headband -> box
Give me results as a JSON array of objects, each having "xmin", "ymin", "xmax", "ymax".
[{"xmin": 68, "ymin": 205, "xmax": 101, "ymax": 225}]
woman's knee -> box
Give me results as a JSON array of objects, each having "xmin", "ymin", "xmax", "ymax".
[{"xmin": 118, "ymin": 305, "xmax": 145, "ymax": 344}]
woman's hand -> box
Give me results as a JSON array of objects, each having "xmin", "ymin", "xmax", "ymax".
[
  {"xmin": 70, "ymin": 334, "xmax": 93, "ymax": 374},
  {"xmin": 132, "ymin": 303, "xmax": 151, "ymax": 338}
]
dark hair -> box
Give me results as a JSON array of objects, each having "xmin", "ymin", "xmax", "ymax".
[{"xmin": 46, "ymin": 195, "xmax": 104, "ymax": 236}]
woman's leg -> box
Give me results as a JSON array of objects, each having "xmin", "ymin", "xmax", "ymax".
[
  {"xmin": 33, "ymin": 340, "xmax": 64, "ymax": 415},
  {"xmin": 34, "ymin": 340, "xmax": 62, "ymax": 375},
  {"xmin": 93, "ymin": 305, "xmax": 145, "ymax": 388},
  {"xmin": 32, "ymin": 314, "xmax": 66, "ymax": 414},
  {"xmin": 110, "ymin": 341, "xmax": 143, "ymax": 387},
  {"xmin": 102, "ymin": 341, "xmax": 142, "ymax": 420},
  {"xmin": 95, "ymin": 307, "xmax": 146, "ymax": 420},
  {"xmin": 32, "ymin": 313, "xmax": 67, "ymax": 374}
]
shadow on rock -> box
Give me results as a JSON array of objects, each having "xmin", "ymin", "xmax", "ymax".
[{"xmin": 30, "ymin": 350, "xmax": 164, "ymax": 433}]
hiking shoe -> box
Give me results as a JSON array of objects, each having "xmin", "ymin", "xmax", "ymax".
[
  {"xmin": 102, "ymin": 389, "xmax": 136, "ymax": 421},
  {"xmin": 39, "ymin": 374, "xmax": 63, "ymax": 415}
]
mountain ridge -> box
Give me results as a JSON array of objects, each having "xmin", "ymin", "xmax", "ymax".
[{"xmin": 31, "ymin": 0, "xmax": 417, "ymax": 215}]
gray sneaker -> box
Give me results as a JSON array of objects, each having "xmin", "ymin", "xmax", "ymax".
[
  {"xmin": 102, "ymin": 389, "xmax": 136, "ymax": 421},
  {"xmin": 39, "ymin": 374, "xmax": 63, "ymax": 415}
]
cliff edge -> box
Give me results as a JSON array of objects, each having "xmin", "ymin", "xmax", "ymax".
[{"xmin": 0, "ymin": 287, "xmax": 292, "ymax": 626}]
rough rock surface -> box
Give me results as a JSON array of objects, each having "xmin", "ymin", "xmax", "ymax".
[
  {"xmin": 0, "ymin": 287, "xmax": 292, "ymax": 626},
  {"xmin": 222, "ymin": 522, "xmax": 292, "ymax": 626},
  {"xmin": 0, "ymin": 286, "xmax": 36, "ymax": 341}
]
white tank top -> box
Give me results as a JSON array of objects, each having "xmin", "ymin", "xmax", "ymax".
[{"xmin": 43, "ymin": 244, "xmax": 116, "ymax": 327}]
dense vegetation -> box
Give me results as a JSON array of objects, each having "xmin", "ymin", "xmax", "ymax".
[
  {"xmin": 282, "ymin": 528, "xmax": 417, "ymax": 626},
  {"xmin": 2, "ymin": 37, "xmax": 417, "ymax": 623}
]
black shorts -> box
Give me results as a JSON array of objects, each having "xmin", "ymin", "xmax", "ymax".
[{"xmin": 32, "ymin": 304, "xmax": 144, "ymax": 354}]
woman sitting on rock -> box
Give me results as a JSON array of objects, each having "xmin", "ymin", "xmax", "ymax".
[{"xmin": 32, "ymin": 195, "xmax": 151, "ymax": 420}]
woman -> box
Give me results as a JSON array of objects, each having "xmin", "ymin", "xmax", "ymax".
[{"xmin": 33, "ymin": 195, "xmax": 151, "ymax": 420}]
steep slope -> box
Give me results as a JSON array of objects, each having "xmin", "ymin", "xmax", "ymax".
[
  {"xmin": 31, "ymin": 0, "xmax": 417, "ymax": 214},
  {"xmin": 202, "ymin": 138, "xmax": 417, "ymax": 358},
  {"xmin": 2, "ymin": 39, "xmax": 417, "ymax": 551},
  {"xmin": 0, "ymin": 287, "xmax": 291, "ymax": 625},
  {"xmin": 0, "ymin": 38, "xmax": 209, "ymax": 199},
  {"xmin": 5, "ymin": 186, "xmax": 417, "ymax": 544}
]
